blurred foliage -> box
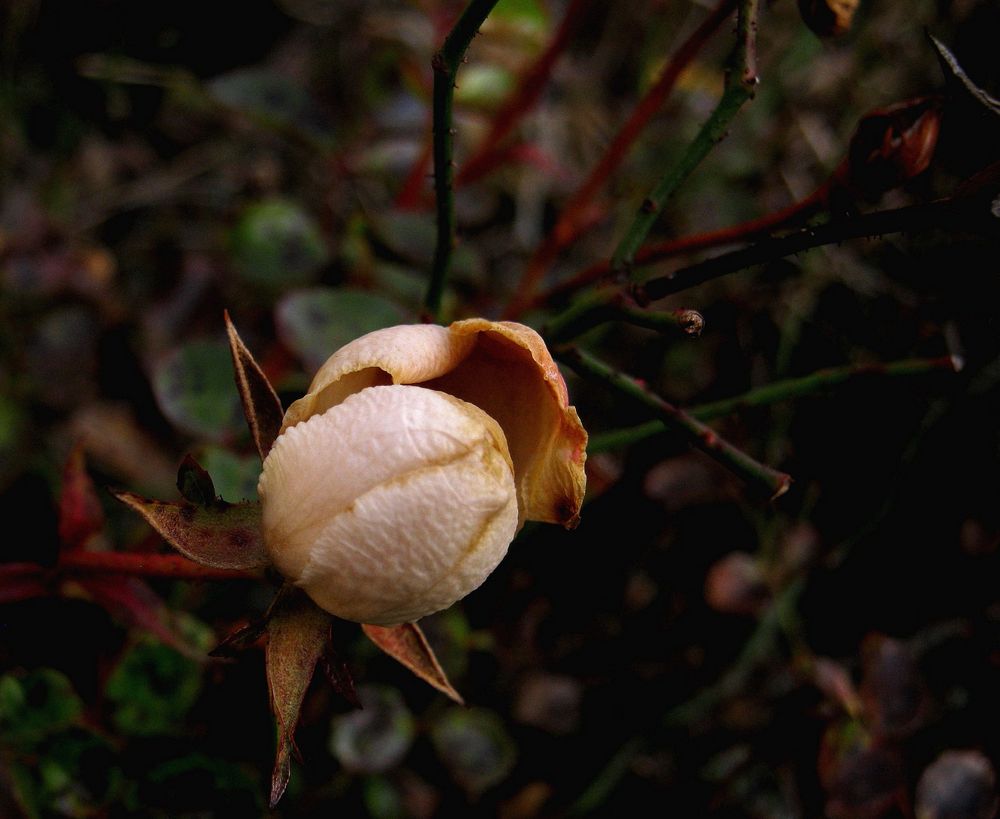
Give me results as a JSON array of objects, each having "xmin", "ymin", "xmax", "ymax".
[{"xmin": 1, "ymin": 0, "xmax": 999, "ymax": 816}]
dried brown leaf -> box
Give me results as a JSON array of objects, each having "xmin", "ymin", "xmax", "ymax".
[
  {"xmin": 362, "ymin": 622, "xmax": 464, "ymax": 705},
  {"xmin": 224, "ymin": 311, "xmax": 283, "ymax": 461},
  {"xmin": 112, "ymin": 490, "xmax": 268, "ymax": 570},
  {"xmin": 266, "ymin": 587, "xmax": 332, "ymax": 808}
]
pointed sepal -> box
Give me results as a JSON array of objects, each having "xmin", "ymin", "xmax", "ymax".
[
  {"xmin": 362, "ymin": 622, "xmax": 464, "ymax": 705},
  {"xmin": 224, "ymin": 310, "xmax": 284, "ymax": 461},
  {"xmin": 112, "ymin": 490, "xmax": 269, "ymax": 570},
  {"xmin": 265, "ymin": 586, "xmax": 332, "ymax": 808}
]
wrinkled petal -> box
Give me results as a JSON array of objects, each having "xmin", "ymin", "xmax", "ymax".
[
  {"xmin": 281, "ymin": 325, "xmax": 475, "ymax": 430},
  {"xmin": 428, "ymin": 320, "xmax": 587, "ymax": 528},
  {"xmin": 259, "ymin": 385, "xmax": 518, "ymax": 625},
  {"xmin": 281, "ymin": 321, "xmax": 587, "ymax": 527}
]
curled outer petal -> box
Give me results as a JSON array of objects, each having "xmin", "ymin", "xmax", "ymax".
[
  {"xmin": 259, "ymin": 385, "xmax": 519, "ymax": 625},
  {"xmin": 281, "ymin": 321, "xmax": 587, "ymax": 528}
]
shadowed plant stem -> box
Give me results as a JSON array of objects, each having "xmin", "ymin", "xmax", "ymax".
[
  {"xmin": 543, "ymin": 287, "xmax": 703, "ymax": 342},
  {"xmin": 425, "ymin": 0, "xmax": 501, "ymax": 322},
  {"xmin": 503, "ymin": 0, "xmax": 738, "ymax": 319},
  {"xmin": 558, "ymin": 346, "xmax": 790, "ymax": 499},
  {"xmin": 587, "ymin": 354, "xmax": 962, "ymax": 454},
  {"xmin": 0, "ymin": 553, "xmax": 258, "ymax": 582},
  {"xmin": 636, "ymin": 194, "xmax": 999, "ymax": 302},
  {"xmin": 610, "ymin": 0, "xmax": 761, "ymax": 278}
]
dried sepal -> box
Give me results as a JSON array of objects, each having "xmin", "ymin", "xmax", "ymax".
[
  {"xmin": 224, "ymin": 310, "xmax": 284, "ymax": 461},
  {"xmin": 930, "ymin": 34, "xmax": 1000, "ymax": 120},
  {"xmin": 265, "ymin": 586, "xmax": 333, "ymax": 808},
  {"xmin": 112, "ymin": 490, "xmax": 269, "ymax": 570},
  {"xmin": 362, "ymin": 622, "xmax": 464, "ymax": 705}
]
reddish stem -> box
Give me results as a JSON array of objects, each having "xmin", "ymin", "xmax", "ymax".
[
  {"xmin": 537, "ymin": 180, "xmax": 830, "ymax": 307},
  {"xmin": 504, "ymin": 0, "xmax": 737, "ymax": 318},
  {"xmin": 394, "ymin": 132, "xmax": 434, "ymax": 210},
  {"xmin": 59, "ymin": 551, "xmax": 257, "ymax": 580},
  {"xmin": 456, "ymin": 0, "xmax": 591, "ymax": 187}
]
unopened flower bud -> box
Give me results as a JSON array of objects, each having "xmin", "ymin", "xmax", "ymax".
[{"xmin": 258, "ymin": 321, "xmax": 587, "ymax": 625}]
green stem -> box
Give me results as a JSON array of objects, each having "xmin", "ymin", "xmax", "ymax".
[
  {"xmin": 636, "ymin": 195, "xmax": 997, "ymax": 303},
  {"xmin": 609, "ymin": 0, "xmax": 760, "ymax": 277},
  {"xmin": 586, "ymin": 354, "xmax": 961, "ymax": 454},
  {"xmin": 559, "ymin": 346, "xmax": 790, "ymax": 499},
  {"xmin": 425, "ymin": 0, "xmax": 501, "ymax": 321},
  {"xmin": 664, "ymin": 579, "xmax": 803, "ymax": 727},
  {"xmin": 543, "ymin": 287, "xmax": 703, "ymax": 343}
]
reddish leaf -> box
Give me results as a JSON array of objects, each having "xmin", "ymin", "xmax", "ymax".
[
  {"xmin": 265, "ymin": 587, "xmax": 332, "ymax": 808},
  {"xmin": 224, "ymin": 311, "xmax": 283, "ymax": 461},
  {"xmin": 58, "ymin": 446, "xmax": 105, "ymax": 550},
  {"xmin": 112, "ymin": 490, "xmax": 268, "ymax": 570},
  {"xmin": 362, "ymin": 622, "xmax": 464, "ymax": 705},
  {"xmin": 75, "ymin": 575, "xmax": 202, "ymax": 658}
]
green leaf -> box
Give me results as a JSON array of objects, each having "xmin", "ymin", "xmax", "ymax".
[
  {"xmin": 275, "ymin": 288, "xmax": 407, "ymax": 373},
  {"xmin": 330, "ymin": 685, "xmax": 415, "ymax": 774},
  {"xmin": 208, "ymin": 67, "xmax": 332, "ymax": 140},
  {"xmin": 265, "ymin": 587, "xmax": 332, "ymax": 808},
  {"xmin": 493, "ymin": 0, "xmax": 548, "ymax": 29},
  {"xmin": 363, "ymin": 775, "xmax": 405, "ymax": 819},
  {"xmin": 230, "ymin": 198, "xmax": 330, "ymax": 291},
  {"xmin": 0, "ymin": 670, "xmax": 83, "ymax": 746},
  {"xmin": 0, "ymin": 393, "xmax": 28, "ymax": 489},
  {"xmin": 147, "ymin": 753, "xmax": 263, "ymax": 813},
  {"xmin": 368, "ymin": 210, "xmax": 436, "ymax": 265},
  {"xmin": 176, "ymin": 454, "xmax": 218, "ymax": 506},
  {"xmin": 454, "ymin": 65, "xmax": 515, "ymax": 109},
  {"xmin": 104, "ymin": 636, "xmax": 206, "ymax": 735},
  {"xmin": 112, "ymin": 490, "xmax": 268, "ymax": 570},
  {"xmin": 362, "ymin": 623, "xmax": 463, "ymax": 704},
  {"xmin": 199, "ymin": 446, "xmax": 260, "ymax": 503},
  {"xmin": 430, "ymin": 707, "xmax": 517, "ymax": 795},
  {"xmin": 225, "ymin": 311, "xmax": 284, "ymax": 460},
  {"xmin": 152, "ymin": 340, "xmax": 245, "ymax": 441}
]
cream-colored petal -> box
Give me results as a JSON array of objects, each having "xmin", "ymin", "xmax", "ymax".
[
  {"xmin": 258, "ymin": 384, "xmax": 517, "ymax": 624},
  {"xmin": 425, "ymin": 320, "xmax": 588, "ymax": 527},
  {"xmin": 281, "ymin": 325, "xmax": 476, "ymax": 431}
]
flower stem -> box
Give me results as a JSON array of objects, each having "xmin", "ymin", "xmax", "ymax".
[
  {"xmin": 558, "ymin": 346, "xmax": 790, "ymax": 499},
  {"xmin": 425, "ymin": 0, "xmax": 502, "ymax": 322},
  {"xmin": 503, "ymin": 0, "xmax": 737, "ymax": 319},
  {"xmin": 636, "ymin": 194, "xmax": 997, "ymax": 303},
  {"xmin": 457, "ymin": 0, "xmax": 590, "ymax": 187},
  {"xmin": 535, "ymin": 182, "xmax": 829, "ymax": 309},
  {"xmin": 586, "ymin": 354, "xmax": 962, "ymax": 454},
  {"xmin": 610, "ymin": 0, "xmax": 761, "ymax": 278},
  {"xmin": 60, "ymin": 550, "xmax": 257, "ymax": 580},
  {"xmin": 543, "ymin": 287, "xmax": 703, "ymax": 342}
]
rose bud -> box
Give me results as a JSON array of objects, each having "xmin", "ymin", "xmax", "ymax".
[{"xmin": 258, "ymin": 320, "xmax": 587, "ymax": 626}]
